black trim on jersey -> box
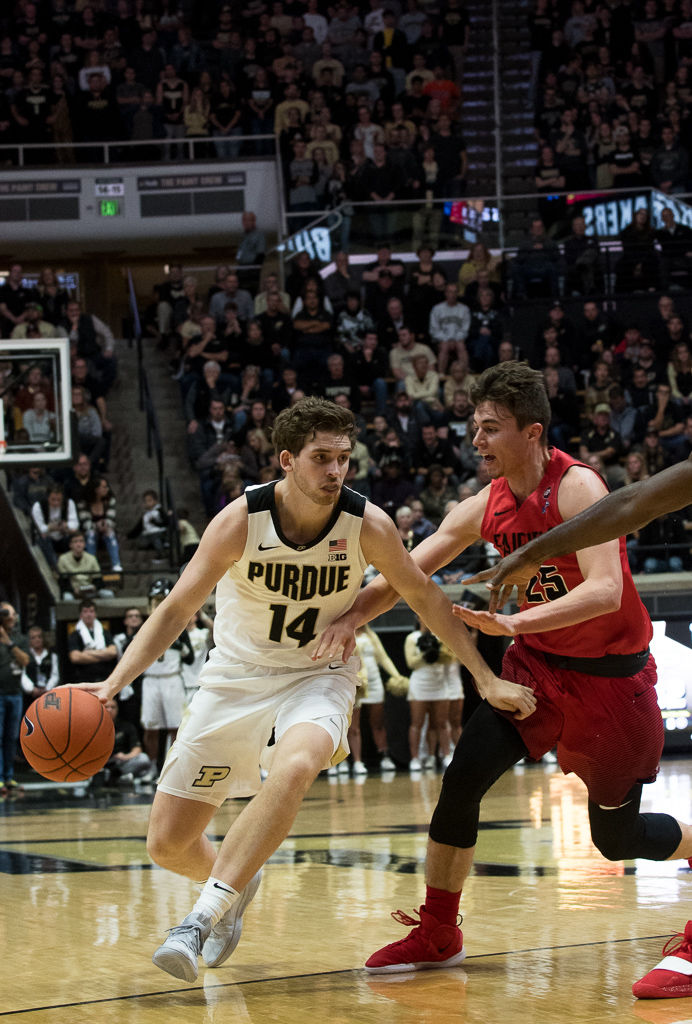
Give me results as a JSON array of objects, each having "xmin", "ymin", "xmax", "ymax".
[
  {"xmin": 245, "ymin": 480, "xmax": 278, "ymax": 514},
  {"xmin": 247, "ymin": 482, "xmax": 365, "ymax": 552}
]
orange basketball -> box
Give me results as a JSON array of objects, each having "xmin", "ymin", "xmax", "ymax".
[{"xmin": 20, "ymin": 687, "xmax": 115, "ymax": 782}]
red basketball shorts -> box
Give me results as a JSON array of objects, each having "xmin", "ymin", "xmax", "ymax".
[{"xmin": 501, "ymin": 639, "xmax": 664, "ymax": 807}]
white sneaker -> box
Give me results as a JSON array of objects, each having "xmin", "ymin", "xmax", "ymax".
[
  {"xmin": 441, "ymin": 753, "xmax": 453, "ymax": 769},
  {"xmin": 542, "ymin": 749, "xmax": 558, "ymax": 764},
  {"xmin": 327, "ymin": 765, "xmax": 338, "ymax": 777},
  {"xmin": 153, "ymin": 912, "xmax": 211, "ymax": 981},
  {"xmin": 352, "ymin": 760, "xmax": 368, "ymax": 775},
  {"xmin": 423, "ymin": 755, "xmax": 436, "ymax": 770},
  {"xmin": 409, "ymin": 757, "xmax": 423, "ymax": 772},
  {"xmin": 379, "ymin": 755, "xmax": 396, "ymax": 771},
  {"xmin": 202, "ymin": 870, "xmax": 262, "ymax": 968},
  {"xmin": 338, "ymin": 760, "xmax": 350, "ymax": 774}
]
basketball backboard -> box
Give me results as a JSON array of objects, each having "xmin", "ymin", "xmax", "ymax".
[{"xmin": 0, "ymin": 338, "xmax": 72, "ymax": 464}]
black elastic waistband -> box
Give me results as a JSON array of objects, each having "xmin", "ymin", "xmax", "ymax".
[{"xmin": 542, "ymin": 649, "xmax": 650, "ymax": 678}]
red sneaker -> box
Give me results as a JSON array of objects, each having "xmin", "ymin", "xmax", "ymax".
[
  {"xmin": 364, "ymin": 906, "xmax": 465, "ymax": 974},
  {"xmin": 632, "ymin": 922, "xmax": 692, "ymax": 998}
]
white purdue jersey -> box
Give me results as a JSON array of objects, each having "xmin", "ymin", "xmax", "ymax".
[{"xmin": 212, "ymin": 480, "xmax": 368, "ymax": 670}]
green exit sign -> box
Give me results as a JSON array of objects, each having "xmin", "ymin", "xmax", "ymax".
[{"xmin": 99, "ymin": 199, "xmax": 120, "ymax": 217}]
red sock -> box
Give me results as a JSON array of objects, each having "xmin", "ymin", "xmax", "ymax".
[{"xmin": 424, "ymin": 885, "xmax": 461, "ymax": 926}]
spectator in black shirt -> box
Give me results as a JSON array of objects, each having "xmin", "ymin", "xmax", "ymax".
[
  {"xmin": 290, "ymin": 285, "xmax": 334, "ymax": 388},
  {"xmin": 0, "ymin": 262, "xmax": 38, "ymax": 334},
  {"xmin": 622, "ymin": 64, "xmax": 657, "ymax": 120},
  {"xmin": 626, "ymin": 364, "xmax": 656, "ymax": 416},
  {"xmin": 564, "ymin": 215, "xmax": 602, "ymax": 296},
  {"xmin": 657, "ymin": 205, "xmax": 692, "ymax": 289},
  {"xmin": 609, "ymin": 129, "xmax": 645, "ymax": 189},
  {"xmin": 575, "ymin": 299, "xmax": 617, "ymax": 368},
  {"xmin": 534, "ymin": 144, "xmax": 565, "ymax": 229},
  {"xmin": 353, "ymin": 330, "xmax": 390, "ymax": 416},
  {"xmin": 73, "ymin": 71, "xmax": 122, "ymax": 155},
  {"xmin": 10, "ymin": 67, "xmax": 52, "ymax": 153},
  {"xmin": 615, "ymin": 206, "xmax": 660, "ymax": 292},
  {"xmin": 579, "ymin": 403, "xmax": 625, "ymax": 488},
  {"xmin": 130, "ymin": 28, "xmax": 166, "ymax": 92},
  {"xmin": 363, "ymin": 142, "xmax": 400, "ymax": 244},
  {"xmin": 644, "ymin": 381, "xmax": 688, "ymax": 462},
  {"xmin": 318, "ymin": 352, "xmax": 361, "ymax": 411},
  {"xmin": 236, "ymin": 320, "xmax": 281, "ymax": 391},
  {"xmin": 371, "ymin": 452, "xmax": 416, "ymax": 519},
  {"xmin": 181, "ymin": 314, "xmax": 230, "ymax": 385},
  {"xmin": 543, "ymin": 366, "xmax": 580, "ymax": 450},
  {"xmin": 256, "ymin": 291, "xmax": 294, "ymax": 354},
  {"xmin": 413, "ymin": 422, "xmax": 461, "ymax": 487},
  {"xmin": 466, "ymin": 287, "xmax": 505, "ymax": 372},
  {"xmin": 67, "ymin": 600, "xmax": 117, "ymax": 685},
  {"xmin": 184, "ymin": 360, "xmax": 234, "ymax": 433},
  {"xmin": 535, "ymin": 82, "xmax": 565, "ymax": 143},
  {"xmin": 650, "ymin": 124, "xmax": 690, "ymax": 194}
]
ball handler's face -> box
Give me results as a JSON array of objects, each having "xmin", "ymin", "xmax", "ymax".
[{"xmin": 283, "ymin": 430, "xmax": 352, "ymax": 506}]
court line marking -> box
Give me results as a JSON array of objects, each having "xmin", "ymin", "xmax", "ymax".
[
  {"xmin": 0, "ymin": 934, "xmax": 675, "ymax": 1017},
  {"xmin": 0, "ymin": 819, "xmax": 541, "ymax": 845}
]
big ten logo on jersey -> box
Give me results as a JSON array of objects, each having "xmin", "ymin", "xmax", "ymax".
[
  {"xmin": 192, "ymin": 765, "xmax": 231, "ymax": 788},
  {"xmin": 327, "ymin": 538, "xmax": 347, "ymax": 562}
]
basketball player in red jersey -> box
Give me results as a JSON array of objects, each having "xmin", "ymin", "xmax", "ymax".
[
  {"xmin": 462, "ymin": 445, "xmax": 692, "ymax": 1000},
  {"xmin": 317, "ymin": 361, "xmax": 692, "ymax": 981}
]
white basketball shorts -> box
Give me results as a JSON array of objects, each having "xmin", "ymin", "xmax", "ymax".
[{"xmin": 157, "ymin": 653, "xmax": 359, "ymax": 807}]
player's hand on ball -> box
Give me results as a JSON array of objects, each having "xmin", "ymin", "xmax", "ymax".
[{"xmin": 70, "ymin": 681, "xmax": 118, "ymax": 705}]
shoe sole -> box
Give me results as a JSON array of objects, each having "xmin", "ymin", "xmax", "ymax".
[
  {"xmin": 364, "ymin": 947, "xmax": 466, "ymax": 974},
  {"xmin": 152, "ymin": 946, "xmax": 199, "ymax": 982},
  {"xmin": 202, "ymin": 870, "xmax": 262, "ymax": 967}
]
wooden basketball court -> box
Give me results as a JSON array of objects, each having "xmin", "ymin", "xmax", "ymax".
[{"xmin": 2, "ymin": 758, "xmax": 692, "ymax": 1024}]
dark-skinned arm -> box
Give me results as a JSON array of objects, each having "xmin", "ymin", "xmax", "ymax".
[{"xmin": 465, "ymin": 457, "xmax": 692, "ymax": 610}]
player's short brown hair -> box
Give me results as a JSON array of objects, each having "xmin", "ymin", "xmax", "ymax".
[
  {"xmin": 470, "ymin": 361, "xmax": 551, "ymax": 441},
  {"xmin": 272, "ymin": 396, "xmax": 356, "ymax": 456}
]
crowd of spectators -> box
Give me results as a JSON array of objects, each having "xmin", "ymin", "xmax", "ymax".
[
  {"xmin": 145, "ymin": 222, "xmax": 692, "ymax": 575},
  {"xmin": 531, "ymin": 1, "xmax": 692, "ymax": 231},
  {"xmin": 0, "ymin": 0, "xmax": 470, "ymax": 250},
  {"xmin": 5, "ymin": 0, "xmax": 692, "ymax": 597},
  {"xmin": 0, "ymin": 261, "xmax": 138, "ymax": 588}
]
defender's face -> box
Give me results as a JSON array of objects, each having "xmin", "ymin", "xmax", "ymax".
[
  {"xmin": 284, "ymin": 431, "xmax": 351, "ymax": 507},
  {"xmin": 471, "ymin": 401, "xmax": 529, "ymax": 479}
]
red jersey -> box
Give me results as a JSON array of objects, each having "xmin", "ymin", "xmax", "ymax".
[{"xmin": 480, "ymin": 447, "xmax": 652, "ymax": 658}]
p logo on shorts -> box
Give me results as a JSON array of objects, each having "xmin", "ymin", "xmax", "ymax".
[{"xmin": 192, "ymin": 765, "xmax": 231, "ymax": 788}]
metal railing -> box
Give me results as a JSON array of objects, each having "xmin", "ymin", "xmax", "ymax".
[
  {"xmin": 126, "ymin": 270, "xmax": 181, "ymax": 575},
  {"xmin": 0, "ymin": 132, "xmax": 277, "ymax": 167}
]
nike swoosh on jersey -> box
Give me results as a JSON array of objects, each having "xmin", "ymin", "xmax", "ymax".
[
  {"xmin": 258, "ymin": 543, "xmax": 280, "ymax": 551},
  {"xmin": 328, "ymin": 662, "xmax": 343, "ymax": 670},
  {"xmin": 493, "ymin": 508, "xmax": 515, "ymax": 516}
]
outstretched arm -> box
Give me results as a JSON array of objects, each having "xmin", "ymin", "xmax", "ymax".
[
  {"xmin": 318, "ymin": 501, "xmax": 537, "ymax": 719},
  {"xmin": 72, "ymin": 499, "xmax": 249, "ymax": 702},
  {"xmin": 316, "ymin": 490, "xmax": 488, "ymax": 648},
  {"xmin": 465, "ymin": 457, "xmax": 692, "ymax": 611}
]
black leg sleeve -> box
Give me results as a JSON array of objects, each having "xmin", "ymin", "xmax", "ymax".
[
  {"xmin": 588, "ymin": 785, "xmax": 683, "ymax": 862},
  {"xmin": 429, "ymin": 700, "xmax": 528, "ymax": 849}
]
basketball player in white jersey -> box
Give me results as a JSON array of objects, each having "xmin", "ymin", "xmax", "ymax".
[{"xmin": 76, "ymin": 397, "xmax": 535, "ymax": 982}]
